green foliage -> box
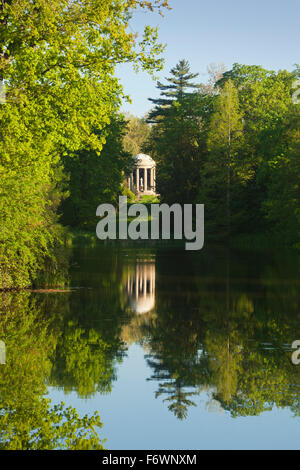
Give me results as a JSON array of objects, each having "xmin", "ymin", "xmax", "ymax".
[
  {"xmin": 123, "ymin": 186, "xmax": 137, "ymax": 203},
  {"xmin": 138, "ymin": 194, "xmax": 160, "ymax": 204},
  {"xmin": 260, "ymin": 105, "xmax": 300, "ymax": 244},
  {"xmin": 0, "ymin": 291, "xmax": 105, "ymax": 449},
  {"xmin": 0, "ymin": 0, "xmax": 168, "ymax": 288},
  {"xmin": 201, "ymin": 79, "xmax": 244, "ymax": 235},
  {"xmin": 1, "ymin": 399, "xmax": 105, "ymax": 450},
  {"xmin": 123, "ymin": 113, "xmax": 151, "ymax": 155},
  {"xmin": 146, "ymin": 60, "xmax": 300, "ymax": 244},
  {"xmin": 146, "ymin": 60, "xmax": 211, "ymax": 204},
  {"xmin": 60, "ymin": 115, "xmax": 132, "ymax": 230},
  {"xmin": 147, "ymin": 59, "xmax": 201, "ymax": 123}
]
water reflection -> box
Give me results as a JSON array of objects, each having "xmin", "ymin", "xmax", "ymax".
[
  {"xmin": 125, "ymin": 258, "xmax": 156, "ymax": 314},
  {"xmin": 0, "ymin": 245, "xmax": 300, "ymax": 449},
  {"xmin": 0, "ymin": 291, "xmax": 105, "ymax": 449}
]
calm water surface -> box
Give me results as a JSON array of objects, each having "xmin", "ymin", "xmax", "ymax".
[{"xmin": 1, "ymin": 243, "xmax": 300, "ymax": 449}]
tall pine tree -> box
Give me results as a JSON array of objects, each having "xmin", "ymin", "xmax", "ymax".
[
  {"xmin": 145, "ymin": 60, "xmax": 211, "ymax": 204},
  {"xmin": 147, "ymin": 59, "xmax": 201, "ymax": 123}
]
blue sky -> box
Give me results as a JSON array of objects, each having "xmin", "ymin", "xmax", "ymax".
[{"xmin": 117, "ymin": 0, "xmax": 300, "ymax": 117}]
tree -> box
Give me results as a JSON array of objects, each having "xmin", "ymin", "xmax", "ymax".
[
  {"xmin": 0, "ymin": 0, "xmax": 169, "ymax": 288},
  {"xmin": 147, "ymin": 59, "xmax": 201, "ymax": 123},
  {"xmin": 60, "ymin": 115, "xmax": 132, "ymax": 230},
  {"xmin": 123, "ymin": 113, "xmax": 151, "ymax": 155},
  {"xmin": 215, "ymin": 64, "xmax": 298, "ymax": 240},
  {"xmin": 203, "ymin": 79, "xmax": 244, "ymax": 236},
  {"xmin": 199, "ymin": 62, "xmax": 227, "ymax": 95},
  {"xmin": 146, "ymin": 60, "xmax": 211, "ymax": 204},
  {"xmin": 260, "ymin": 104, "xmax": 300, "ymax": 244}
]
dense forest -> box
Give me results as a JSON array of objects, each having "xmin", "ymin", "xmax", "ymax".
[
  {"xmin": 145, "ymin": 60, "xmax": 300, "ymax": 245},
  {"xmin": 0, "ymin": 0, "xmax": 300, "ymax": 290},
  {"xmin": 0, "ymin": 0, "xmax": 169, "ymax": 289}
]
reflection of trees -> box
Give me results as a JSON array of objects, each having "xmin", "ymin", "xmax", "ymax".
[
  {"xmin": 146, "ymin": 354, "xmax": 199, "ymax": 420},
  {"xmin": 141, "ymin": 248, "xmax": 300, "ymax": 420},
  {"xmin": 121, "ymin": 311, "xmax": 155, "ymax": 346},
  {"xmin": 0, "ymin": 246, "xmax": 137, "ymax": 448},
  {"xmin": 49, "ymin": 247, "xmax": 129, "ymax": 398},
  {"xmin": 141, "ymin": 284, "xmax": 208, "ymax": 419},
  {"xmin": 0, "ymin": 292, "xmax": 105, "ymax": 449},
  {"xmin": 205, "ymin": 331, "xmax": 242, "ymax": 406},
  {"xmin": 2, "ymin": 243, "xmax": 299, "ymax": 443},
  {"xmin": 51, "ymin": 317, "xmax": 125, "ymax": 398},
  {"xmin": 143, "ymin": 315, "xmax": 205, "ymax": 420},
  {"xmin": 156, "ymin": 381, "xmax": 198, "ymax": 421}
]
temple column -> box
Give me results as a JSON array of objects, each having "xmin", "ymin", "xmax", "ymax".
[
  {"xmin": 136, "ymin": 168, "xmax": 139, "ymax": 192},
  {"xmin": 144, "ymin": 167, "xmax": 148, "ymax": 192},
  {"xmin": 153, "ymin": 168, "xmax": 155, "ymax": 190}
]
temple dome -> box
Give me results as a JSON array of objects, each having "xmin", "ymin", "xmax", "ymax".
[{"xmin": 133, "ymin": 153, "xmax": 155, "ymax": 167}]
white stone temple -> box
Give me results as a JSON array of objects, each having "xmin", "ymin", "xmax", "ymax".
[
  {"xmin": 127, "ymin": 154, "xmax": 157, "ymax": 196},
  {"xmin": 126, "ymin": 260, "xmax": 156, "ymax": 314}
]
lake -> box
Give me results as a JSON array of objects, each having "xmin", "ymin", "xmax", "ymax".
[{"xmin": 1, "ymin": 242, "xmax": 300, "ymax": 449}]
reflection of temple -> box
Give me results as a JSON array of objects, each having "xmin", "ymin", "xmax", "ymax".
[{"xmin": 126, "ymin": 261, "xmax": 156, "ymax": 314}]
